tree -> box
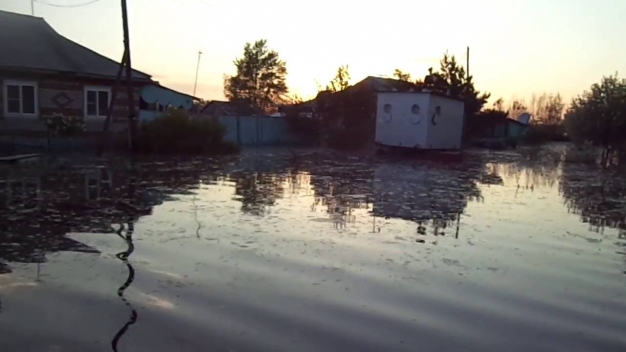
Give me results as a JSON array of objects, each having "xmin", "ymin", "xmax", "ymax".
[
  {"xmin": 393, "ymin": 69, "xmax": 411, "ymax": 82},
  {"xmin": 564, "ymin": 74, "xmax": 626, "ymax": 165},
  {"xmin": 223, "ymin": 39, "xmax": 288, "ymax": 112},
  {"xmin": 326, "ymin": 65, "xmax": 350, "ymax": 92},
  {"xmin": 423, "ymin": 52, "xmax": 490, "ymax": 116},
  {"xmin": 530, "ymin": 93, "xmax": 565, "ymax": 125},
  {"xmin": 508, "ymin": 99, "xmax": 528, "ymax": 120},
  {"xmin": 492, "ymin": 98, "xmax": 505, "ymax": 112}
]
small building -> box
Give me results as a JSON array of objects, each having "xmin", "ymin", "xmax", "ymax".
[
  {"xmin": 467, "ymin": 111, "xmax": 530, "ymax": 147},
  {"xmin": 0, "ymin": 10, "xmax": 195, "ymax": 147},
  {"xmin": 375, "ymin": 91, "xmax": 465, "ymax": 150}
]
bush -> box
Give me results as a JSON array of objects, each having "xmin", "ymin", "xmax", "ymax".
[
  {"xmin": 519, "ymin": 124, "xmax": 567, "ymax": 145},
  {"xmin": 563, "ymin": 143, "xmax": 598, "ymax": 164},
  {"xmin": 136, "ymin": 109, "xmax": 239, "ymax": 154},
  {"xmin": 40, "ymin": 114, "xmax": 85, "ymax": 137}
]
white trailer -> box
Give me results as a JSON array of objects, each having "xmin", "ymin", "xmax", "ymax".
[{"xmin": 375, "ymin": 91, "xmax": 465, "ymax": 150}]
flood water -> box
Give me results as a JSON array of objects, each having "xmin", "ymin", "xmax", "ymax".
[{"xmin": 1, "ymin": 146, "xmax": 625, "ymax": 351}]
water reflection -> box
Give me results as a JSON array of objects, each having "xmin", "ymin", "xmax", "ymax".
[
  {"xmin": 0, "ymin": 148, "xmax": 626, "ymax": 351},
  {"xmin": 371, "ymin": 163, "xmax": 483, "ymax": 240},
  {"xmin": 111, "ymin": 221, "xmax": 137, "ymax": 352},
  {"xmin": 231, "ymin": 172, "xmax": 286, "ymax": 216},
  {"xmin": 111, "ymin": 160, "xmax": 139, "ymax": 351},
  {"xmin": 560, "ymin": 162, "xmax": 626, "ymax": 233}
]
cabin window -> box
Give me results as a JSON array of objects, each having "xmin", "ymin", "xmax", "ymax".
[
  {"xmin": 411, "ymin": 104, "xmax": 422, "ymax": 124},
  {"xmin": 84, "ymin": 86, "xmax": 111, "ymax": 117},
  {"xmin": 3, "ymin": 80, "xmax": 37, "ymax": 116}
]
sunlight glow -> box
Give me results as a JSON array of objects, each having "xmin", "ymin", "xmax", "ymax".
[{"xmin": 3, "ymin": 0, "xmax": 624, "ymax": 104}]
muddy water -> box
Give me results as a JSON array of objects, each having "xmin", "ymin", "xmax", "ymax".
[{"xmin": 1, "ymin": 148, "xmax": 625, "ymax": 351}]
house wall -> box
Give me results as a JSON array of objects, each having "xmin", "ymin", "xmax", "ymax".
[
  {"xmin": 375, "ymin": 92, "xmax": 431, "ymax": 148},
  {"xmin": 507, "ymin": 121, "xmax": 528, "ymax": 139},
  {"xmin": 425, "ymin": 95, "xmax": 465, "ymax": 150},
  {"xmin": 0, "ymin": 72, "xmax": 143, "ymax": 149}
]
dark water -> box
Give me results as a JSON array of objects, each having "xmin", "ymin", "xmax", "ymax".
[{"xmin": 1, "ymin": 146, "xmax": 625, "ymax": 351}]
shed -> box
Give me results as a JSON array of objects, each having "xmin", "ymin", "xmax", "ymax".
[{"xmin": 375, "ymin": 91, "xmax": 465, "ymax": 150}]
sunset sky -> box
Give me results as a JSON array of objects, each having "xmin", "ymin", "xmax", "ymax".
[{"xmin": 2, "ymin": 0, "xmax": 624, "ymax": 106}]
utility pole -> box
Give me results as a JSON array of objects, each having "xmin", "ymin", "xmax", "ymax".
[
  {"xmin": 193, "ymin": 50, "xmax": 202, "ymax": 97},
  {"xmin": 31, "ymin": 0, "xmax": 34, "ymax": 15},
  {"xmin": 120, "ymin": 0, "xmax": 136, "ymax": 151},
  {"xmin": 466, "ymin": 46, "xmax": 470, "ymax": 80}
]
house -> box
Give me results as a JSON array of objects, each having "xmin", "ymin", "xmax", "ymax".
[
  {"xmin": 0, "ymin": 10, "xmax": 195, "ymax": 147},
  {"xmin": 469, "ymin": 111, "xmax": 530, "ymax": 140}
]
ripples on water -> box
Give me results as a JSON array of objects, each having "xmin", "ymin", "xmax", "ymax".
[{"xmin": 0, "ymin": 146, "xmax": 625, "ymax": 351}]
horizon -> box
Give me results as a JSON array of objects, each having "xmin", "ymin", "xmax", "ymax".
[{"xmin": 2, "ymin": 0, "xmax": 624, "ymax": 107}]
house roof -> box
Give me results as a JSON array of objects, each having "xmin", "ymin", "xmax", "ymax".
[
  {"xmin": 0, "ymin": 10, "xmax": 151, "ymax": 80},
  {"xmin": 201, "ymin": 101, "xmax": 264, "ymax": 116},
  {"xmin": 355, "ymin": 76, "xmax": 420, "ymax": 92},
  {"xmin": 507, "ymin": 117, "xmax": 530, "ymax": 127}
]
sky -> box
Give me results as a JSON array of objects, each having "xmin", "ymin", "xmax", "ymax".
[{"xmin": 1, "ymin": 0, "xmax": 625, "ymax": 106}]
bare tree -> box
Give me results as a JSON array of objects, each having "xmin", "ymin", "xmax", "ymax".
[
  {"xmin": 530, "ymin": 93, "xmax": 565, "ymax": 125},
  {"xmin": 326, "ymin": 65, "xmax": 351, "ymax": 92},
  {"xmin": 393, "ymin": 69, "xmax": 412, "ymax": 82},
  {"xmin": 492, "ymin": 98, "xmax": 505, "ymax": 112},
  {"xmin": 508, "ymin": 99, "xmax": 528, "ymax": 120}
]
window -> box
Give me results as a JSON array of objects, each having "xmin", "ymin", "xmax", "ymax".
[
  {"xmin": 411, "ymin": 104, "xmax": 422, "ymax": 124},
  {"xmin": 3, "ymin": 80, "xmax": 37, "ymax": 116},
  {"xmin": 84, "ymin": 86, "xmax": 111, "ymax": 117}
]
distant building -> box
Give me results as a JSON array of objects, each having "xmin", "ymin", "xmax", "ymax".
[{"xmin": 200, "ymin": 100, "xmax": 264, "ymax": 117}]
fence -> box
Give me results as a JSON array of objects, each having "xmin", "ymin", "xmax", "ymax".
[{"xmin": 216, "ymin": 115, "xmax": 299, "ymax": 146}]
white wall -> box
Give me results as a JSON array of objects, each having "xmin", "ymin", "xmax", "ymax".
[
  {"xmin": 425, "ymin": 95, "xmax": 465, "ymax": 150},
  {"xmin": 375, "ymin": 93, "xmax": 431, "ymax": 148}
]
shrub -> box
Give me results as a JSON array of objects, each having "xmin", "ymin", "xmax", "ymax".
[
  {"xmin": 40, "ymin": 114, "xmax": 85, "ymax": 137},
  {"xmin": 563, "ymin": 143, "xmax": 599, "ymax": 164},
  {"xmin": 136, "ymin": 109, "xmax": 239, "ymax": 154}
]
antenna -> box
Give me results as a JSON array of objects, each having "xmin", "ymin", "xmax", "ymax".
[{"xmin": 193, "ymin": 50, "xmax": 202, "ymax": 97}]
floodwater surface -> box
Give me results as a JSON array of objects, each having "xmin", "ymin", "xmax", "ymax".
[{"xmin": 1, "ymin": 147, "xmax": 625, "ymax": 351}]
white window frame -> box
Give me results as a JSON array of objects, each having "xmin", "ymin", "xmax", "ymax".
[
  {"xmin": 3, "ymin": 80, "xmax": 38, "ymax": 117},
  {"xmin": 84, "ymin": 86, "xmax": 112, "ymax": 118}
]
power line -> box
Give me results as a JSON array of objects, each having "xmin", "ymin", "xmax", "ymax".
[{"xmin": 34, "ymin": 0, "xmax": 103, "ymax": 8}]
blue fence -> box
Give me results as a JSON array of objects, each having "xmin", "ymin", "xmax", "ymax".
[{"xmin": 217, "ymin": 116, "xmax": 299, "ymax": 146}]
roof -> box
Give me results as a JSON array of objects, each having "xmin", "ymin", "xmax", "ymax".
[
  {"xmin": 0, "ymin": 10, "xmax": 151, "ymax": 80},
  {"xmin": 507, "ymin": 117, "xmax": 530, "ymax": 127},
  {"xmin": 376, "ymin": 90, "xmax": 466, "ymax": 102},
  {"xmin": 355, "ymin": 76, "xmax": 420, "ymax": 92},
  {"xmin": 201, "ymin": 101, "xmax": 264, "ymax": 116}
]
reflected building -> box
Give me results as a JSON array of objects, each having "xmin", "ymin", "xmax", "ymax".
[
  {"xmin": 371, "ymin": 163, "xmax": 483, "ymax": 238},
  {"xmin": 0, "ymin": 156, "xmax": 213, "ymax": 274}
]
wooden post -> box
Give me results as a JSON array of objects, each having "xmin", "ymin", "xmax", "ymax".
[
  {"xmin": 121, "ymin": 0, "xmax": 137, "ymax": 151},
  {"xmin": 97, "ymin": 51, "xmax": 126, "ymax": 157}
]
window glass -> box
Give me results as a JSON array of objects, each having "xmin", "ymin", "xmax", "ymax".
[
  {"xmin": 21, "ymin": 85, "xmax": 35, "ymax": 114},
  {"xmin": 98, "ymin": 91, "xmax": 109, "ymax": 116}
]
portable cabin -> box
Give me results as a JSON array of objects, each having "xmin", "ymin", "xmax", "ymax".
[{"xmin": 375, "ymin": 91, "xmax": 465, "ymax": 150}]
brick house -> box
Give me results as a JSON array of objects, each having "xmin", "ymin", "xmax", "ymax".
[{"xmin": 0, "ymin": 10, "xmax": 194, "ymax": 147}]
